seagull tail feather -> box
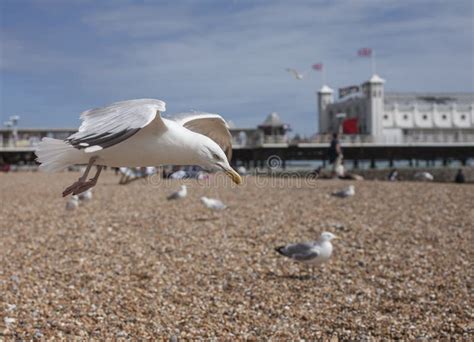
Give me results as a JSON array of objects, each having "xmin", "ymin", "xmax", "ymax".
[
  {"xmin": 167, "ymin": 193, "xmax": 177, "ymax": 200},
  {"xmin": 275, "ymin": 246, "xmax": 287, "ymax": 256},
  {"xmin": 35, "ymin": 137, "xmax": 81, "ymax": 172}
]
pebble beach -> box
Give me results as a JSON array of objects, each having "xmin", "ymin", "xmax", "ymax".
[{"xmin": 0, "ymin": 172, "xmax": 472, "ymax": 339}]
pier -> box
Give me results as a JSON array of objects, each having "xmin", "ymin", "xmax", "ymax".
[
  {"xmin": 232, "ymin": 142, "xmax": 474, "ymax": 169},
  {"xmin": 2, "ymin": 142, "xmax": 473, "ymax": 169}
]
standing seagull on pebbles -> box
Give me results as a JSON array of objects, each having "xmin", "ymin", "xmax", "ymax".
[
  {"xmin": 201, "ymin": 197, "xmax": 227, "ymax": 210},
  {"xmin": 167, "ymin": 185, "xmax": 187, "ymax": 200},
  {"xmin": 65, "ymin": 195, "xmax": 79, "ymax": 210},
  {"xmin": 414, "ymin": 171, "xmax": 434, "ymax": 181},
  {"xmin": 332, "ymin": 185, "xmax": 355, "ymax": 198},
  {"xmin": 78, "ymin": 189, "xmax": 93, "ymax": 202},
  {"xmin": 275, "ymin": 232, "xmax": 339, "ymax": 266},
  {"xmin": 35, "ymin": 99, "xmax": 242, "ymax": 197}
]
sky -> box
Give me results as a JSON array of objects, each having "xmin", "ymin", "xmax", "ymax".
[{"xmin": 1, "ymin": 0, "xmax": 473, "ymax": 136}]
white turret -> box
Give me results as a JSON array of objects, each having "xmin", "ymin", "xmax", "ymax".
[
  {"xmin": 364, "ymin": 74, "xmax": 385, "ymax": 142},
  {"xmin": 317, "ymin": 85, "xmax": 334, "ymax": 133}
]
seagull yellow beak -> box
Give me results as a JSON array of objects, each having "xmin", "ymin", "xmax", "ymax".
[{"xmin": 224, "ymin": 167, "xmax": 242, "ymax": 184}]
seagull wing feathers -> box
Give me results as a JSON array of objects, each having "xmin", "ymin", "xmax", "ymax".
[
  {"xmin": 170, "ymin": 112, "xmax": 233, "ymax": 160},
  {"xmin": 276, "ymin": 242, "xmax": 320, "ymax": 261},
  {"xmin": 66, "ymin": 99, "xmax": 166, "ymax": 152}
]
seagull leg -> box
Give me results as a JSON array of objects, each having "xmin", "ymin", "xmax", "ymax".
[
  {"xmin": 301, "ymin": 264, "xmax": 316, "ymax": 280},
  {"xmin": 310, "ymin": 265, "xmax": 317, "ymax": 280},
  {"xmin": 304, "ymin": 264, "xmax": 312, "ymax": 280},
  {"xmin": 62, "ymin": 157, "xmax": 99, "ymax": 197}
]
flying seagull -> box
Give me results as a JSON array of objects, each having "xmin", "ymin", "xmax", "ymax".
[
  {"xmin": 286, "ymin": 68, "xmax": 304, "ymax": 80},
  {"xmin": 332, "ymin": 185, "xmax": 355, "ymax": 198},
  {"xmin": 35, "ymin": 99, "xmax": 242, "ymax": 196},
  {"xmin": 275, "ymin": 232, "xmax": 339, "ymax": 265},
  {"xmin": 167, "ymin": 185, "xmax": 187, "ymax": 200}
]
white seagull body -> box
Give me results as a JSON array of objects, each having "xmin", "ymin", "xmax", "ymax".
[
  {"xmin": 201, "ymin": 196, "xmax": 227, "ymax": 210},
  {"xmin": 332, "ymin": 185, "xmax": 355, "ymax": 198},
  {"xmin": 414, "ymin": 172, "xmax": 434, "ymax": 181},
  {"xmin": 275, "ymin": 232, "xmax": 339, "ymax": 265},
  {"xmin": 35, "ymin": 99, "xmax": 242, "ymax": 196},
  {"xmin": 286, "ymin": 68, "xmax": 304, "ymax": 80},
  {"xmin": 167, "ymin": 185, "xmax": 187, "ymax": 200}
]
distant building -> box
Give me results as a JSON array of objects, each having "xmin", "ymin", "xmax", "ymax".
[
  {"xmin": 317, "ymin": 75, "xmax": 474, "ymax": 143},
  {"xmin": 257, "ymin": 112, "xmax": 290, "ymax": 144},
  {"xmin": 229, "ymin": 112, "xmax": 290, "ymax": 147},
  {"xmin": 0, "ymin": 128, "xmax": 76, "ymax": 148}
]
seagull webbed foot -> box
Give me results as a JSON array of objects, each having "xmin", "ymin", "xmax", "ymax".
[
  {"xmin": 62, "ymin": 180, "xmax": 85, "ymax": 197},
  {"xmin": 62, "ymin": 179, "xmax": 97, "ymax": 197},
  {"xmin": 71, "ymin": 179, "xmax": 98, "ymax": 196}
]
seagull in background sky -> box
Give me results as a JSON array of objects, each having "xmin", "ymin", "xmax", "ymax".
[
  {"xmin": 286, "ymin": 68, "xmax": 305, "ymax": 80},
  {"xmin": 35, "ymin": 99, "xmax": 242, "ymax": 197}
]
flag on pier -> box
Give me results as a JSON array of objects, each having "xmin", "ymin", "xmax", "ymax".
[
  {"xmin": 357, "ymin": 48, "xmax": 372, "ymax": 57},
  {"xmin": 358, "ymin": 48, "xmax": 376, "ymax": 74}
]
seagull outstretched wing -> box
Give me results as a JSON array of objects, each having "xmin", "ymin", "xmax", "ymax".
[
  {"xmin": 66, "ymin": 99, "xmax": 166, "ymax": 152},
  {"xmin": 170, "ymin": 112, "xmax": 233, "ymax": 160}
]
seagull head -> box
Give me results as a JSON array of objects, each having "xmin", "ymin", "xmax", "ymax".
[
  {"xmin": 319, "ymin": 232, "xmax": 339, "ymax": 242},
  {"xmin": 198, "ymin": 138, "xmax": 242, "ymax": 185}
]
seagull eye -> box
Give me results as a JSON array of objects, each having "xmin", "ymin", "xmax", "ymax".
[{"xmin": 212, "ymin": 153, "xmax": 220, "ymax": 160}]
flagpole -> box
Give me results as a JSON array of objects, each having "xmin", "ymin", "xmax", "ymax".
[
  {"xmin": 322, "ymin": 66, "xmax": 326, "ymax": 85},
  {"xmin": 371, "ymin": 50, "xmax": 376, "ymax": 75}
]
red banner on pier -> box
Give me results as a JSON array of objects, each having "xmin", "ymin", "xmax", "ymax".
[{"xmin": 343, "ymin": 118, "xmax": 358, "ymax": 134}]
